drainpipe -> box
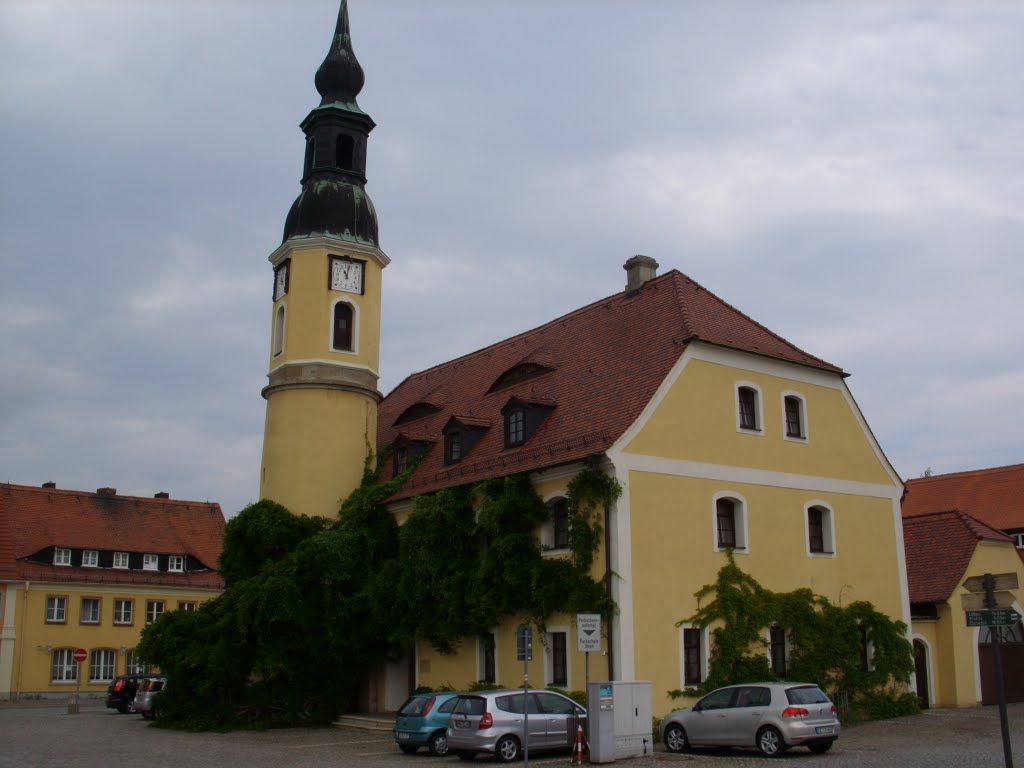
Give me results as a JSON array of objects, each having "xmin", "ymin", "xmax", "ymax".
[{"xmin": 603, "ymin": 501, "xmax": 615, "ymax": 681}]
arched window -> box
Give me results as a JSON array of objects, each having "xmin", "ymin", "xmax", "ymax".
[
  {"xmin": 713, "ymin": 494, "xmax": 748, "ymax": 551},
  {"xmin": 784, "ymin": 393, "xmax": 807, "ymax": 439},
  {"xmin": 736, "ymin": 384, "xmax": 762, "ymax": 432},
  {"xmin": 333, "ymin": 302, "xmax": 354, "ymax": 351},
  {"xmin": 805, "ymin": 503, "xmax": 836, "ymax": 555},
  {"xmin": 273, "ymin": 305, "xmax": 285, "ymax": 356},
  {"xmin": 550, "ymin": 498, "xmax": 569, "ymax": 550},
  {"xmin": 336, "ymin": 134, "xmax": 355, "ymax": 171}
]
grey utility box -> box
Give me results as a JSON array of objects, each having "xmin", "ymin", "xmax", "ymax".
[{"xmin": 586, "ymin": 681, "xmax": 653, "ymax": 763}]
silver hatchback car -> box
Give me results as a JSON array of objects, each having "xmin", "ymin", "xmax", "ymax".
[
  {"xmin": 661, "ymin": 682, "xmax": 840, "ymax": 757},
  {"xmin": 447, "ymin": 689, "xmax": 587, "ymax": 762}
]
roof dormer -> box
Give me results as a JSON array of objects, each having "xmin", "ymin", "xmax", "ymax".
[
  {"xmin": 501, "ymin": 397, "xmax": 555, "ymax": 449},
  {"xmin": 442, "ymin": 416, "xmax": 491, "ymax": 465}
]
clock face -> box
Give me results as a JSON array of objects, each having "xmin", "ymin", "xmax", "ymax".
[
  {"xmin": 330, "ymin": 257, "xmax": 364, "ymax": 294},
  {"xmin": 273, "ymin": 262, "xmax": 289, "ymax": 301}
]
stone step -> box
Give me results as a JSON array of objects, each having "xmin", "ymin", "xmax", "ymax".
[{"xmin": 336, "ymin": 714, "xmax": 394, "ymax": 731}]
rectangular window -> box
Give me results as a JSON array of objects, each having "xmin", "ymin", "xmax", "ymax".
[
  {"xmin": 480, "ymin": 633, "xmax": 496, "ymax": 684},
  {"xmin": 82, "ymin": 549, "xmax": 99, "ymax": 567},
  {"xmin": 178, "ymin": 601, "xmax": 197, "ymax": 612},
  {"xmin": 808, "ymin": 508, "xmax": 825, "ymax": 553},
  {"xmin": 716, "ymin": 499, "xmax": 737, "ymax": 549},
  {"xmin": 683, "ymin": 628, "xmax": 703, "ymax": 686},
  {"xmin": 125, "ymin": 650, "xmax": 147, "ymax": 675},
  {"xmin": 146, "ymin": 600, "xmax": 165, "ymax": 624},
  {"xmin": 142, "ymin": 554, "xmax": 159, "ymax": 571},
  {"xmin": 113, "ymin": 599, "xmax": 133, "ymax": 625},
  {"xmin": 506, "ymin": 409, "xmax": 525, "ymax": 446},
  {"xmin": 52, "ymin": 649, "xmax": 77, "ymax": 682},
  {"xmin": 80, "ymin": 597, "xmax": 101, "ymax": 624},
  {"xmin": 770, "ymin": 626, "xmax": 787, "ymax": 677},
  {"xmin": 738, "ymin": 387, "xmax": 758, "ymax": 430},
  {"xmin": 46, "ymin": 596, "xmax": 67, "ymax": 623},
  {"xmin": 445, "ymin": 431, "xmax": 463, "ymax": 464},
  {"xmin": 550, "ymin": 632, "xmax": 567, "ymax": 687},
  {"xmin": 53, "ymin": 547, "xmax": 71, "ymax": 566},
  {"xmin": 90, "ymin": 649, "xmax": 115, "ymax": 682},
  {"xmin": 784, "ymin": 396, "xmax": 804, "ymax": 438},
  {"xmin": 168, "ymin": 555, "xmax": 184, "ymax": 572},
  {"xmin": 113, "ymin": 551, "xmax": 129, "ymax": 569}
]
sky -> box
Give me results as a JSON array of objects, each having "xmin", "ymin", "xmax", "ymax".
[{"xmin": 1, "ymin": 0, "xmax": 1022, "ymax": 519}]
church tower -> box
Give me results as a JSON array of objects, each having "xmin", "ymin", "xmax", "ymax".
[{"xmin": 260, "ymin": 0, "xmax": 387, "ymax": 518}]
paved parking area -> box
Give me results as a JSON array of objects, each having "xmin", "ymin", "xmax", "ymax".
[{"xmin": 0, "ymin": 700, "xmax": 1020, "ymax": 768}]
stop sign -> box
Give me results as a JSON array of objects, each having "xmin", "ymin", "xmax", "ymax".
[{"xmin": 72, "ymin": 648, "xmax": 87, "ymax": 663}]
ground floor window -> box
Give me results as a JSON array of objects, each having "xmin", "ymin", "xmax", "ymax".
[
  {"xmin": 683, "ymin": 627, "xmax": 704, "ymax": 686},
  {"xmin": 549, "ymin": 631, "xmax": 567, "ymax": 686},
  {"xmin": 90, "ymin": 649, "xmax": 115, "ymax": 682},
  {"xmin": 51, "ymin": 649, "xmax": 77, "ymax": 682}
]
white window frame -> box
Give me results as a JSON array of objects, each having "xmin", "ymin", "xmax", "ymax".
[
  {"xmin": 735, "ymin": 381, "xmax": 764, "ymax": 434},
  {"xmin": 142, "ymin": 554, "xmax": 159, "ymax": 571},
  {"xmin": 52, "ymin": 649, "xmax": 77, "ymax": 683},
  {"xmin": 90, "ymin": 649, "xmax": 115, "ymax": 683},
  {"xmin": 678, "ymin": 624, "xmax": 708, "ymax": 688},
  {"xmin": 328, "ymin": 297, "xmax": 360, "ymax": 355},
  {"xmin": 80, "ymin": 597, "xmax": 101, "ymax": 624},
  {"xmin": 113, "ymin": 599, "xmax": 133, "ymax": 625},
  {"xmin": 540, "ymin": 493, "xmax": 570, "ymax": 553},
  {"xmin": 804, "ymin": 501, "xmax": 837, "ymax": 557},
  {"xmin": 168, "ymin": 555, "xmax": 185, "ymax": 572},
  {"xmin": 712, "ymin": 492, "xmax": 749, "ymax": 553},
  {"xmin": 1014, "ymin": 533, "xmax": 1024, "ymax": 550},
  {"xmin": 46, "ymin": 595, "xmax": 67, "ymax": 623},
  {"xmin": 781, "ymin": 391, "xmax": 809, "ymax": 442},
  {"xmin": 544, "ymin": 626, "xmax": 571, "ymax": 688},
  {"xmin": 82, "ymin": 549, "xmax": 99, "ymax": 567},
  {"xmin": 177, "ymin": 601, "xmax": 197, "ymax": 612},
  {"xmin": 146, "ymin": 600, "xmax": 165, "ymax": 624},
  {"xmin": 113, "ymin": 551, "xmax": 129, "ymax": 569},
  {"xmin": 53, "ymin": 547, "xmax": 71, "ymax": 566},
  {"xmin": 125, "ymin": 650, "xmax": 147, "ymax": 675}
]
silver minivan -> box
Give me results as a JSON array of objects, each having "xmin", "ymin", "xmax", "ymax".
[
  {"xmin": 133, "ymin": 676, "xmax": 167, "ymax": 720},
  {"xmin": 447, "ymin": 689, "xmax": 586, "ymax": 762}
]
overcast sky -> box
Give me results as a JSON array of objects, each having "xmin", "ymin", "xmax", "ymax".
[{"xmin": 2, "ymin": 0, "xmax": 1021, "ymax": 518}]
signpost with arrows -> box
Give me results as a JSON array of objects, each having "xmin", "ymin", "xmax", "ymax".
[
  {"xmin": 962, "ymin": 572, "xmax": 1019, "ymax": 768},
  {"xmin": 577, "ymin": 614, "xmax": 601, "ymax": 693}
]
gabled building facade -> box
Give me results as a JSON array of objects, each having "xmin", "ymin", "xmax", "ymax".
[
  {"xmin": 902, "ymin": 465, "xmax": 1024, "ymax": 707},
  {"xmin": 373, "ymin": 259, "xmax": 909, "ymax": 715},
  {"xmin": 0, "ymin": 483, "xmax": 225, "ymax": 699}
]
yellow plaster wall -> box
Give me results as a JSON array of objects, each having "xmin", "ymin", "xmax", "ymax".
[
  {"xmin": 261, "ymin": 389, "xmax": 376, "ymax": 519},
  {"xmin": 6, "ymin": 582, "xmax": 218, "ymax": 697},
  {"xmin": 625, "ymin": 358, "xmax": 893, "ymax": 485}
]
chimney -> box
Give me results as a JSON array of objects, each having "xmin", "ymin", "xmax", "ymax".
[
  {"xmin": 96, "ymin": 487, "xmax": 117, "ymax": 496},
  {"xmin": 154, "ymin": 492, "xmax": 169, "ymax": 499},
  {"xmin": 624, "ymin": 254, "xmax": 659, "ymax": 293},
  {"xmin": 42, "ymin": 481, "xmax": 56, "ymax": 489}
]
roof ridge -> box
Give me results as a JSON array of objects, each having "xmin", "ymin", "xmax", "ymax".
[{"xmin": 905, "ymin": 463, "xmax": 1024, "ymax": 484}]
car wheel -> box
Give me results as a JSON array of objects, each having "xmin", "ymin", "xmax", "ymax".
[
  {"xmin": 126, "ymin": 701, "xmax": 137, "ymax": 714},
  {"xmin": 456, "ymin": 750, "xmax": 476, "ymax": 761},
  {"xmin": 428, "ymin": 731, "xmax": 450, "ymax": 756},
  {"xmin": 808, "ymin": 740, "xmax": 834, "ymax": 754},
  {"xmin": 142, "ymin": 712, "xmax": 154, "ymax": 720},
  {"xmin": 663, "ymin": 723, "xmax": 690, "ymax": 753},
  {"xmin": 495, "ymin": 735, "xmax": 520, "ymax": 762},
  {"xmin": 756, "ymin": 726, "xmax": 787, "ymax": 757},
  {"xmin": 398, "ymin": 744, "xmax": 418, "ymax": 754}
]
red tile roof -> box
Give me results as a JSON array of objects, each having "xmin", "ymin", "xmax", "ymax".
[
  {"xmin": 0, "ymin": 483, "xmax": 225, "ymax": 588},
  {"xmin": 902, "ymin": 509, "xmax": 1013, "ymax": 604},
  {"xmin": 377, "ymin": 269, "xmax": 843, "ymax": 501},
  {"xmin": 903, "ymin": 464, "xmax": 1024, "ymax": 531}
]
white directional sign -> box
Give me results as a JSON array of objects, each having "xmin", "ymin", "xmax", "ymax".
[{"xmin": 577, "ymin": 613, "xmax": 602, "ymax": 652}]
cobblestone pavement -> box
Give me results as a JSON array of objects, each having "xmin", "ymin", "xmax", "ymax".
[{"xmin": 0, "ymin": 700, "xmax": 1020, "ymax": 768}]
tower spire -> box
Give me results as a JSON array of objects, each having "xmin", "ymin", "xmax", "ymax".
[{"xmin": 314, "ymin": 0, "xmax": 365, "ymax": 107}]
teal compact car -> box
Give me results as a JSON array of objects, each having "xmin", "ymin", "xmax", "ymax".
[{"xmin": 394, "ymin": 692, "xmax": 462, "ymax": 756}]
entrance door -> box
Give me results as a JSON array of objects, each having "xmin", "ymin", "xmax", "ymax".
[
  {"xmin": 913, "ymin": 640, "xmax": 930, "ymax": 709},
  {"xmin": 979, "ymin": 621, "xmax": 1024, "ymax": 705}
]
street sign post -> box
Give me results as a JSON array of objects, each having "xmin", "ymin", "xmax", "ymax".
[
  {"xmin": 966, "ymin": 609, "xmax": 1022, "ymax": 628},
  {"xmin": 963, "ymin": 573, "xmax": 1019, "ymax": 593},
  {"xmin": 961, "ymin": 591, "xmax": 1016, "ymax": 610},
  {"xmin": 69, "ymin": 648, "xmax": 87, "ymax": 715},
  {"xmin": 577, "ymin": 613, "xmax": 601, "ymax": 694}
]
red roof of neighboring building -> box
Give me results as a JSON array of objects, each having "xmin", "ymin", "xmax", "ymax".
[
  {"xmin": 377, "ymin": 269, "xmax": 843, "ymax": 501},
  {"xmin": 902, "ymin": 509, "xmax": 1013, "ymax": 604},
  {"xmin": 903, "ymin": 464, "xmax": 1024, "ymax": 531},
  {"xmin": 0, "ymin": 483, "xmax": 225, "ymax": 588}
]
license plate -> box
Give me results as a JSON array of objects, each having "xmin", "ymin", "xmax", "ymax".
[
  {"xmin": 455, "ymin": 720, "xmax": 471, "ymax": 729},
  {"xmin": 398, "ymin": 733, "xmax": 410, "ymax": 740},
  {"xmin": 815, "ymin": 726, "xmax": 833, "ymax": 734}
]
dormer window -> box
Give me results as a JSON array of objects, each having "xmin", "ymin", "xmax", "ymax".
[
  {"xmin": 488, "ymin": 362, "xmax": 553, "ymax": 393},
  {"xmin": 394, "ymin": 402, "xmax": 441, "ymax": 426},
  {"xmin": 53, "ymin": 548, "xmax": 71, "ymax": 566},
  {"xmin": 394, "ymin": 438, "xmax": 431, "ymax": 474},
  {"xmin": 501, "ymin": 398, "xmax": 554, "ymax": 449},
  {"xmin": 442, "ymin": 417, "xmax": 489, "ymax": 465}
]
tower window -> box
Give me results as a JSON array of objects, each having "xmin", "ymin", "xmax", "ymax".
[
  {"xmin": 333, "ymin": 302, "xmax": 354, "ymax": 351},
  {"xmin": 304, "ymin": 137, "xmax": 315, "ymax": 178},
  {"xmin": 273, "ymin": 306, "xmax": 285, "ymax": 356},
  {"xmin": 336, "ymin": 134, "xmax": 355, "ymax": 171}
]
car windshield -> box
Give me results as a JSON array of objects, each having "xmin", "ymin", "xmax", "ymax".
[{"xmin": 786, "ymin": 686, "xmax": 829, "ymax": 705}]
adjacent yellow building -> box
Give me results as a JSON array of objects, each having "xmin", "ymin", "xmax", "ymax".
[{"xmin": 0, "ymin": 483, "xmax": 225, "ymax": 699}]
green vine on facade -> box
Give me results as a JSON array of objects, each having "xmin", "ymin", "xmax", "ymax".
[
  {"xmin": 138, "ymin": 461, "xmax": 619, "ymax": 730},
  {"xmin": 677, "ymin": 555, "xmax": 917, "ymax": 719}
]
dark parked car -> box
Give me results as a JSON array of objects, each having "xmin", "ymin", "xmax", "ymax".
[
  {"xmin": 661, "ymin": 682, "xmax": 840, "ymax": 757},
  {"xmin": 394, "ymin": 692, "xmax": 462, "ymax": 755},
  {"xmin": 105, "ymin": 674, "xmax": 157, "ymax": 714}
]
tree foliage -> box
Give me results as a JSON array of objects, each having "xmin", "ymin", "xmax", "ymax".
[{"xmin": 138, "ymin": 463, "xmax": 619, "ymax": 730}]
